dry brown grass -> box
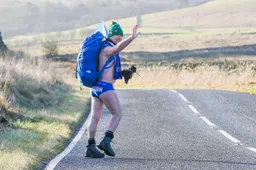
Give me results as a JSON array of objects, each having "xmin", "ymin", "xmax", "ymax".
[
  {"xmin": 0, "ymin": 55, "xmax": 61, "ymax": 110},
  {"xmin": 0, "ymin": 53, "xmax": 91, "ymax": 170},
  {"xmin": 115, "ymin": 58, "xmax": 256, "ymax": 94}
]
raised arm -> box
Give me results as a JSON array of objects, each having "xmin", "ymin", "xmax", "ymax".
[{"xmin": 104, "ymin": 24, "xmax": 139, "ymax": 57}]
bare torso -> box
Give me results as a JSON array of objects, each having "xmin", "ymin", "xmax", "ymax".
[{"xmin": 98, "ymin": 48, "xmax": 116, "ymax": 84}]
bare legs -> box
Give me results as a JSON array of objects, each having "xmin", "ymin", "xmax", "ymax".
[
  {"xmin": 87, "ymin": 97, "xmax": 104, "ymax": 139},
  {"xmin": 86, "ymin": 96, "xmax": 105, "ymax": 158},
  {"xmin": 100, "ymin": 90, "xmax": 122, "ymax": 132},
  {"xmin": 87, "ymin": 90, "xmax": 122, "ymax": 139}
]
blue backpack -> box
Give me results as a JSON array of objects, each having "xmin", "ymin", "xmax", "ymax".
[{"xmin": 75, "ymin": 31, "xmax": 114, "ymax": 88}]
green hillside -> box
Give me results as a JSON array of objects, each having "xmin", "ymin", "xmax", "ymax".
[{"xmin": 5, "ymin": 0, "xmax": 256, "ymax": 56}]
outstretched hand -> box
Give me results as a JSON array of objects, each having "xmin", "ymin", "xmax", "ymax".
[{"xmin": 132, "ymin": 24, "xmax": 139, "ymax": 40}]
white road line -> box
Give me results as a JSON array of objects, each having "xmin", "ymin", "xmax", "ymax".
[
  {"xmin": 172, "ymin": 91, "xmax": 256, "ymax": 153},
  {"xmin": 200, "ymin": 116, "xmax": 217, "ymax": 127},
  {"xmin": 178, "ymin": 94, "xmax": 189, "ymax": 103},
  {"xmin": 170, "ymin": 90, "xmax": 178, "ymax": 93},
  {"xmin": 218, "ymin": 130, "xmax": 241, "ymax": 143},
  {"xmin": 188, "ymin": 105, "xmax": 200, "ymax": 114},
  {"xmin": 45, "ymin": 116, "xmax": 89, "ymax": 170},
  {"xmin": 247, "ymin": 147, "xmax": 256, "ymax": 153}
]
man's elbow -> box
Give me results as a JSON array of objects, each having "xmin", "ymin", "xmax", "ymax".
[{"xmin": 106, "ymin": 47, "xmax": 119, "ymax": 57}]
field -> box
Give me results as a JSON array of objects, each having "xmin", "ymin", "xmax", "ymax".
[
  {"xmin": 4, "ymin": 0, "xmax": 256, "ymax": 58},
  {"xmin": 4, "ymin": 0, "xmax": 256, "ymax": 93},
  {"xmin": 0, "ymin": 0, "xmax": 256, "ymax": 169}
]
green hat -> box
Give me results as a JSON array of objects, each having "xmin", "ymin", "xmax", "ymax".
[{"xmin": 108, "ymin": 21, "xmax": 124, "ymax": 38}]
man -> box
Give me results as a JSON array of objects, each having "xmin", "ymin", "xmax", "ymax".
[{"xmin": 85, "ymin": 21, "xmax": 139, "ymax": 158}]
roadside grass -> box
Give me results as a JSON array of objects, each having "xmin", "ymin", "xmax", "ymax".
[
  {"xmin": 0, "ymin": 122, "xmax": 66, "ymax": 170},
  {"xmin": 0, "ymin": 55, "xmax": 91, "ymax": 170},
  {"xmin": 249, "ymin": 88, "xmax": 256, "ymax": 94}
]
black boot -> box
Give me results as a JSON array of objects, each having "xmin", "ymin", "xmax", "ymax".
[
  {"xmin": 85, "ymin": 144, "xmax": 105, "ymax": 158},
  {"xmin": 98, "ymin": 137, "xmax": 115, "ymax": 157}
]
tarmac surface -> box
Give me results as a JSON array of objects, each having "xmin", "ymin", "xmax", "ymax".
[{"xmin": 51, "ymin": 89, "xmax": 256, "ymax": 170}]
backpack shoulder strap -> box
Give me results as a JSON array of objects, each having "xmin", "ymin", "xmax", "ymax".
[
  {"xmin": 97, "ymin": 39, "xmax": 116, "ymax": 81},
  {"xmin": 98, "ymin": 56, "xmax": 115, "ymax": 81}
]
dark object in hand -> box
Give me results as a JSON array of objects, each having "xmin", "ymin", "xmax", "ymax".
[{"xmin": 122, "ymin": 65, "xmax": 139, "ymax": 84}]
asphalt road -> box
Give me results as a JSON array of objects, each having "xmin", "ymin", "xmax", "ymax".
[{"xmin": 51, "ymin": 89, "xmax": 256, "ymax": 170}]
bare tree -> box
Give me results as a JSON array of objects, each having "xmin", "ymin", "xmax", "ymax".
[{"xmin": 42, "ymin": 40, "xmax": 58, "ymax": 58}]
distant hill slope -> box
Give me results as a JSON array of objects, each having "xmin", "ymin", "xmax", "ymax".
[
  {"xmin": 5, "ymin": 0, "xmax": 256, "ymax": 53},
  {"xmin": 0, "ymin": 0, "xmax": 210, "ymax": 37},
  {"xmin": 114, "ymin": 0, "xmax": 256, "ymax": 29}
]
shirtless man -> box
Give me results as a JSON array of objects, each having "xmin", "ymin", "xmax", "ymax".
[{"xmin": 85, "ymin": 21, "xmax": 139, "ymax": 158}]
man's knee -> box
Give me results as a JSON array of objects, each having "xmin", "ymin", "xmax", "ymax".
[
  {"xmin": 113, "ymin": 112, "xmax": 122, "ymax": 121},
  {"xmin": 90, "ymin": 116, "xmax": 101, "ymax": 124}
]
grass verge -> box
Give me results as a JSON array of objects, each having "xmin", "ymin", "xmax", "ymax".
[{"xmin": 0, "ymin": 55, "xmax": 91, "ymax": 170}]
